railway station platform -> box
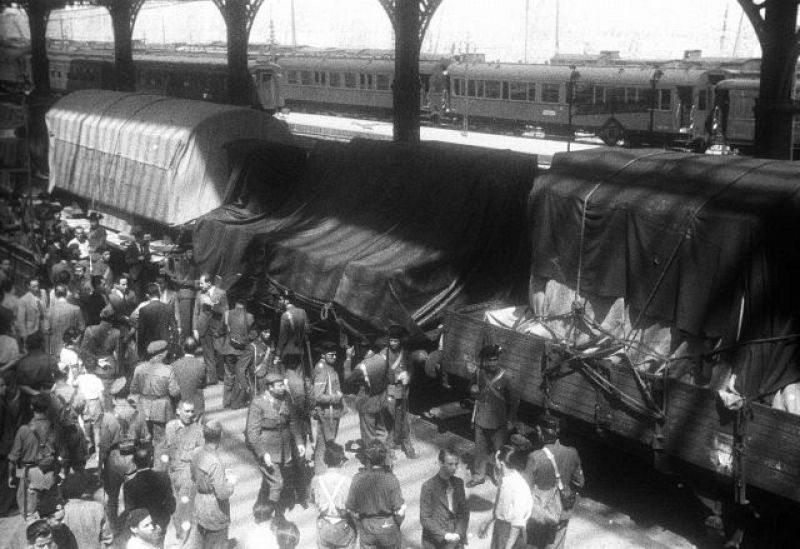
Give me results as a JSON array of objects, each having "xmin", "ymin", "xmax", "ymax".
[{"xmin": 281, "ymin": 112, "xmax": 602, "ymax": 167}]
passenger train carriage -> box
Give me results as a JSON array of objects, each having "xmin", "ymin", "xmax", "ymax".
[{"xmin": 447, "ymin": 62, "xmax": 726, "ymax": 147}]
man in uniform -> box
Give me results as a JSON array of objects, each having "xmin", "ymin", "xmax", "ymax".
[
  {"xmin": 283, "ymin": 353, "xmax": 314, "ymax": 502},
  {"xmin": 346, "ymin": 440, "xmax": 406, "ymax": 549},
  {"xmin": 313, "ymin": 341, "xmax": 345, "ymax": 473},
  {"xmin": 163, "ymin": 399, "xmax": 204, "ymax": 542},
  {"xmin": 124, "ymin": 226, "xmax": 152, "ymax": 300},
  {"xmin": 346, "ymin": 340, "xmax": 390, "ymax": 447},
  {"xmin": 381, "ymin": 325, "xmax": 418, "ymax": 459},
  {"xmin": 525, "ymin": 415, "xmax": 584, "ymax": 549},
  {"xmin": 191, "ymin": 419, "xmax": 236, "ymax": 548},
  {"xmin": 246, "ymin": 372, "xmax": 305, "ymax": 519},
  {"xmin": 129, "ymin": 340, "xmax": 180, "ymax": 467},
  {"xmin": 97, "ymin": 376, "xmax": 150, "ymax": 531},
  {"xmin": 193, "ymin": 272, "xmax": 228, "ymax": 385},
  {"xmin": 7, "ymin": 394, "xmax": 62, "ymax": 520},
  {"xmin": 80, "ymin": 306, "xmax": 121, "ymax": 410},
  {"xmin": 467, "ymin": 344, "xmax": 520, "ymax": 488},
  {"xmin": 86, "ymin": 211, "xmax": 107, "ymax": 262},
  {"xmin": 170, "ymin": 336, "xmax": 208, "ymax": 417},
  {"xmin": 276, "ymin": 291, "xmax": 308, "ymax": 361}
]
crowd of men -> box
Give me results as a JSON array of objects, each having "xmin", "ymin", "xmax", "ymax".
[{"xmin": 0, "ymin": 204, "xmax": 584, "ymax": 549}]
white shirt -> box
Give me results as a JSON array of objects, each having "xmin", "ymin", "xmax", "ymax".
[
  {"xmin": 75, "ymin": 372, "xmax": 104, "ymax": 400},
  {"xmin": 59, "ymin": 347, "xmax": 81, "ymax": 385},
  {"xmin": 495, "ymin": 469, "xmax": 533, "ymax": 527},
  {"xmin": 239, "ymin": 523, "xmax": 280, "ymax": 549},
  {"xmin": 126, "ymin": 536, "xmax": 160, "ymax": 549}
]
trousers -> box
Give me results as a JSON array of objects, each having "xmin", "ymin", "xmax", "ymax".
[{"xmin": 472, "ymin": 425, "xmax": 508, "ymax": 480}]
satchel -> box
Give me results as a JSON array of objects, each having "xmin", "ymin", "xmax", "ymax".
[{"xmin": 527, "ymin": 447, "xmax": 563, "ymax": 528}]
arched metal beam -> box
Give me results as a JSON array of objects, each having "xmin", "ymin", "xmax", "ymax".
[
  {"xmin": 377, "ymin": 0, "xmax": 444, "ymax": 142},
  {"xmin": 211, "ymin": 0, "xmax": 266, "ymax": 105}
]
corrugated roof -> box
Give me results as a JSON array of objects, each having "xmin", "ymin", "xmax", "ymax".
[{"xmin": 46, "ymin": 90, "xmax": 295, "ymax": 226}]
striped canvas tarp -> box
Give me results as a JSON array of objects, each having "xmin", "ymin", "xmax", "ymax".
[{"xmin": 46, "ymin": 90, "xmax": 294, "ymax": 226}]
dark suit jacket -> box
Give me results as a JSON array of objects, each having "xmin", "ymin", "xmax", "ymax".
[
  {"xmin": 123, "ymin": 468, "xmax": 176, "ymax": 530},
  {"xmin": 420, "ymin": 474, "xmax": 469, "ymax": 549},
  {"xmin": 137, "ymin": 299, "xmax": 177, "ymax": 358},
  {"xmin": 124, "ymin": 240, "xmax": 150, "ymax": 281}
]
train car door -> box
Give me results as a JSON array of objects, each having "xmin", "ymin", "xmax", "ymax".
[{"xmin": 676, "ymin": 86, "xmax": 694, "ymax": 129}]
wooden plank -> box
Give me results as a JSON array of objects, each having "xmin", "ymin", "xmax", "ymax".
[{"xmin": 442, "ymin": 310, "xmax": 800, "ymax": 504}]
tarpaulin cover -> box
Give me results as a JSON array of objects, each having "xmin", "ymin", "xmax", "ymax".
[
  {"xmin": 46, "ymin": 90, "xmax": 294, "ymax": 226},
  {"xmin": 530, "ymin": 148, "xmax": 800, "ymax": 398},
  {"xmin": 194, "ymin": 139, "xmax": 536, "ymax": 335}
]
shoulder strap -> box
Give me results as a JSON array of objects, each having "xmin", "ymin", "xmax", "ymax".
[
  {"xmin": 318, "ymin": 475, "xmax": 346, "ymax": 513},
  {"xmin": 542, "ymin": 447, "xmax": 564, "ymax": 491}
]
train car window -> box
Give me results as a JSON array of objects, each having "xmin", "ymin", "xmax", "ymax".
[
  {"xmin": 658, "ymin": 89, "xmax": 672, "ymax": 110},
  {"xmin": 526, "ymin": 83, "xmax": 537, "ymax": 102},
  {"xmin": 453, "ymin": 78, "xmax": 464, "ymax": 96},
  {"xmin": 314, "ymin": 71, "xmax": 327, "ymax": 86},
  {"xmin": 360, "ymin": 74, "xmax": 374, "ymax": 89},
  {"xmin": 287, "ymin": 71, "xmax": 299, "ymax": 85},
  {"xmin": 330, "ymin": 72, "xmax": 342, "ymax": 87},
  {"xmin": 610, "ymin": 87, "xmax": 626, "ymax": 106},
  {"xmin": 625, "ymin": 88, "xmax": 637, "ymax": 103},
  {"xmin": 574, "ymin": 84, "xmax": 593, "ymax": 104},
  {"xmin": 344, "ymin": 73, "xmax": 357, "ymax": 88},
  {"xmin": 485, "ymin": 80, "xmax": 502, "ymax": 99},
  {"xmin": 502, "ymin": 82, "xmax": 509, "ymax": 100},
  {"xmin": 541, "ymin": 83, "xmax": 560, "ymax": 103},
  {"xmin": 698, "ymin": 89, "xmax": 708, "ymax": 111},
  {"xmin": 376, "ymin": 74, "xmax": 391, "ymax": 90},
  {"xmin": 594, "ymin": 86, "xmax": 606, "ymax": 104},
  {"xmin": 300, "ymin": 71, "xmax": 313, "ymax": 85},
  {"xmin": 468, "ymin": 79, "xmax": 484, "ymax": 98}
]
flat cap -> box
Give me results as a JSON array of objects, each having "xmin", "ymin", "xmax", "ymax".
[
  {"xmin": 264, "ymin": 372, "xmax": 284, "ymax": 386},
  {"xmin": 479, "ymin": 344, "xmax": 502, "ymax": 359},
  {"xmin": 88, "ymin": 211, "xmax": 104, "ymax": 221},
  {"xmin": 126, "ymin": 508, "xmax": 151, "ymax": 530},
  {"xmin": 387, "ymin": 324, "xmax": 407, "ymax": 339},
  {"xmin": 146, "ymin": 340, "xmax": 168, "ymax": 356}
]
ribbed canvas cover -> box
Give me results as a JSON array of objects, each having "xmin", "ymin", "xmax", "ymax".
[
  {"xmin": 530, "ymin": 148, "xmax": 800, "ymax": 398},
  {"xmin": 46, "ymin": 90, "xmax": 294, "ymax": 226},
  {"xmin": 194, "ymin": 139, "xmax": 536, "ymax": 335}
]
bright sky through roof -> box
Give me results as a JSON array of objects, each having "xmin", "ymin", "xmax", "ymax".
[{"xmin": 2, "ymin": 0, "xmax": 766, "ymax": 62}]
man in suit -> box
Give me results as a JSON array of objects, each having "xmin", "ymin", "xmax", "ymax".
[
  {"xmin": 136, "ymin": 283, "xmax": 178, "ymax": 360},
  {"xmin": 420, "ymin": 447, "xmax": 469, "ymax": 549},
  {"xmin": 124, "ymin": 226, "xmax": 151, "ymax": 301},
  {"xmin": 17, "ymin": 277, "xmax": 46, "ymax": 344},
  {"xmin": 45, "ymin": 284, "xmax": 84, "ymax": 357},
  {"xmin": 193, "ymin": 272, "xmax": 228, "ymax": 385}
]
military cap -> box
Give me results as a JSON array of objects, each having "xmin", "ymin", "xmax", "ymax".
[
  {"xmin": 88, "ymin": 211, "xmax": 104, "ymax": 221},
  {"xmin": 110, "ymin": 377, "xmax": 127, "ymax": 396},
  {"xmin": 537, "ymin": 414, "xmax": 561, "ymax": 432},
  {"xmin": 479, "ymin": 344, "xmax": 502, "ymax": 359},
  {"xmin": 264, "ymin": 372, "xmax": 284, "ymax": 386},
  {"xmin": 146, "ymin": 340, "xmax": 168, "ymax": 356},
  {"xmin": 282, "ymin": 353, "xmax": 302, "ymax": 367},
  {"xmin": 319, "ymin": 341, "xmax": 338, "ymax": 354}
]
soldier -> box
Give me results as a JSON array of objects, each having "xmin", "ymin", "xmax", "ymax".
[
  {"xmin": 246, "ymin": 372, "xmax": 305, "ymax": 519},
  {"xmin": 7, "ymin": 394, "xmax": 62, "ymax": 520},
  {"xmin": 193, "ymin": 272, "xmax": 228, "ymax": 385},
  {"xmin": 170, "ymin": 337, "xmax": 208, "ymax": 417},
  {"xmin": 313, "ymin": 341, "xmax": 345, "ymax": 473},
  {"xmin": 129, "ymin": 340, "xmax": 180, "ymax": 468},
  {"xmin": 79, "ymin": 305, "xmax": 121, "ymax": 410},
  {"xmin": 163, "ymin": 399, "xmax": 204, "ymax": 542},
  {"xmin": 283, "ymin": 353, "xmax": 314, "ymax": 502},
  {"xmin": 466, "ymin": 344, "xmax": 520, "ymax": 488},
  {"xmin": 381, "ymin": 325, "xmax": 418, "ymax": 459},
  {"xmin": 276, "ymin": 290, "xmax": 308, "ymax": 361},
  {"xmin": 346, "ymin": 341, "xmax": 390, "ymax": 447},
  {"xmin": 222, "ymin": 296, "xmax": 254, "ymax": 409},
  {"xmin": 96, "ymin": 376, "xmax": 150, "ymax": 531},
  {"xmin": 191, "ymin": 419, "xmax": 236, "ymax": 548}
]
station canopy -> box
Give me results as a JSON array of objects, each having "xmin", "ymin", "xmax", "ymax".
[
  {"xmin": 46, "ymin": 90, "xmax": 294, "ymax": 227},
  {"xmin": 530, "ymin": 149, "xmax": 800, "ymax": 398},
  {"xmin": 193, "ymin": 139, "xmax": 536, "ymax": 336}
]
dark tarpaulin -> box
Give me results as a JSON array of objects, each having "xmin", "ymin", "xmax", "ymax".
[
  {"xmin": 530, "ymin": 148, "xmax": 800, "ymax": 399},
  {"xmin": 194, "ymin": 139, "xmax": 535, "ymax": 337}
]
